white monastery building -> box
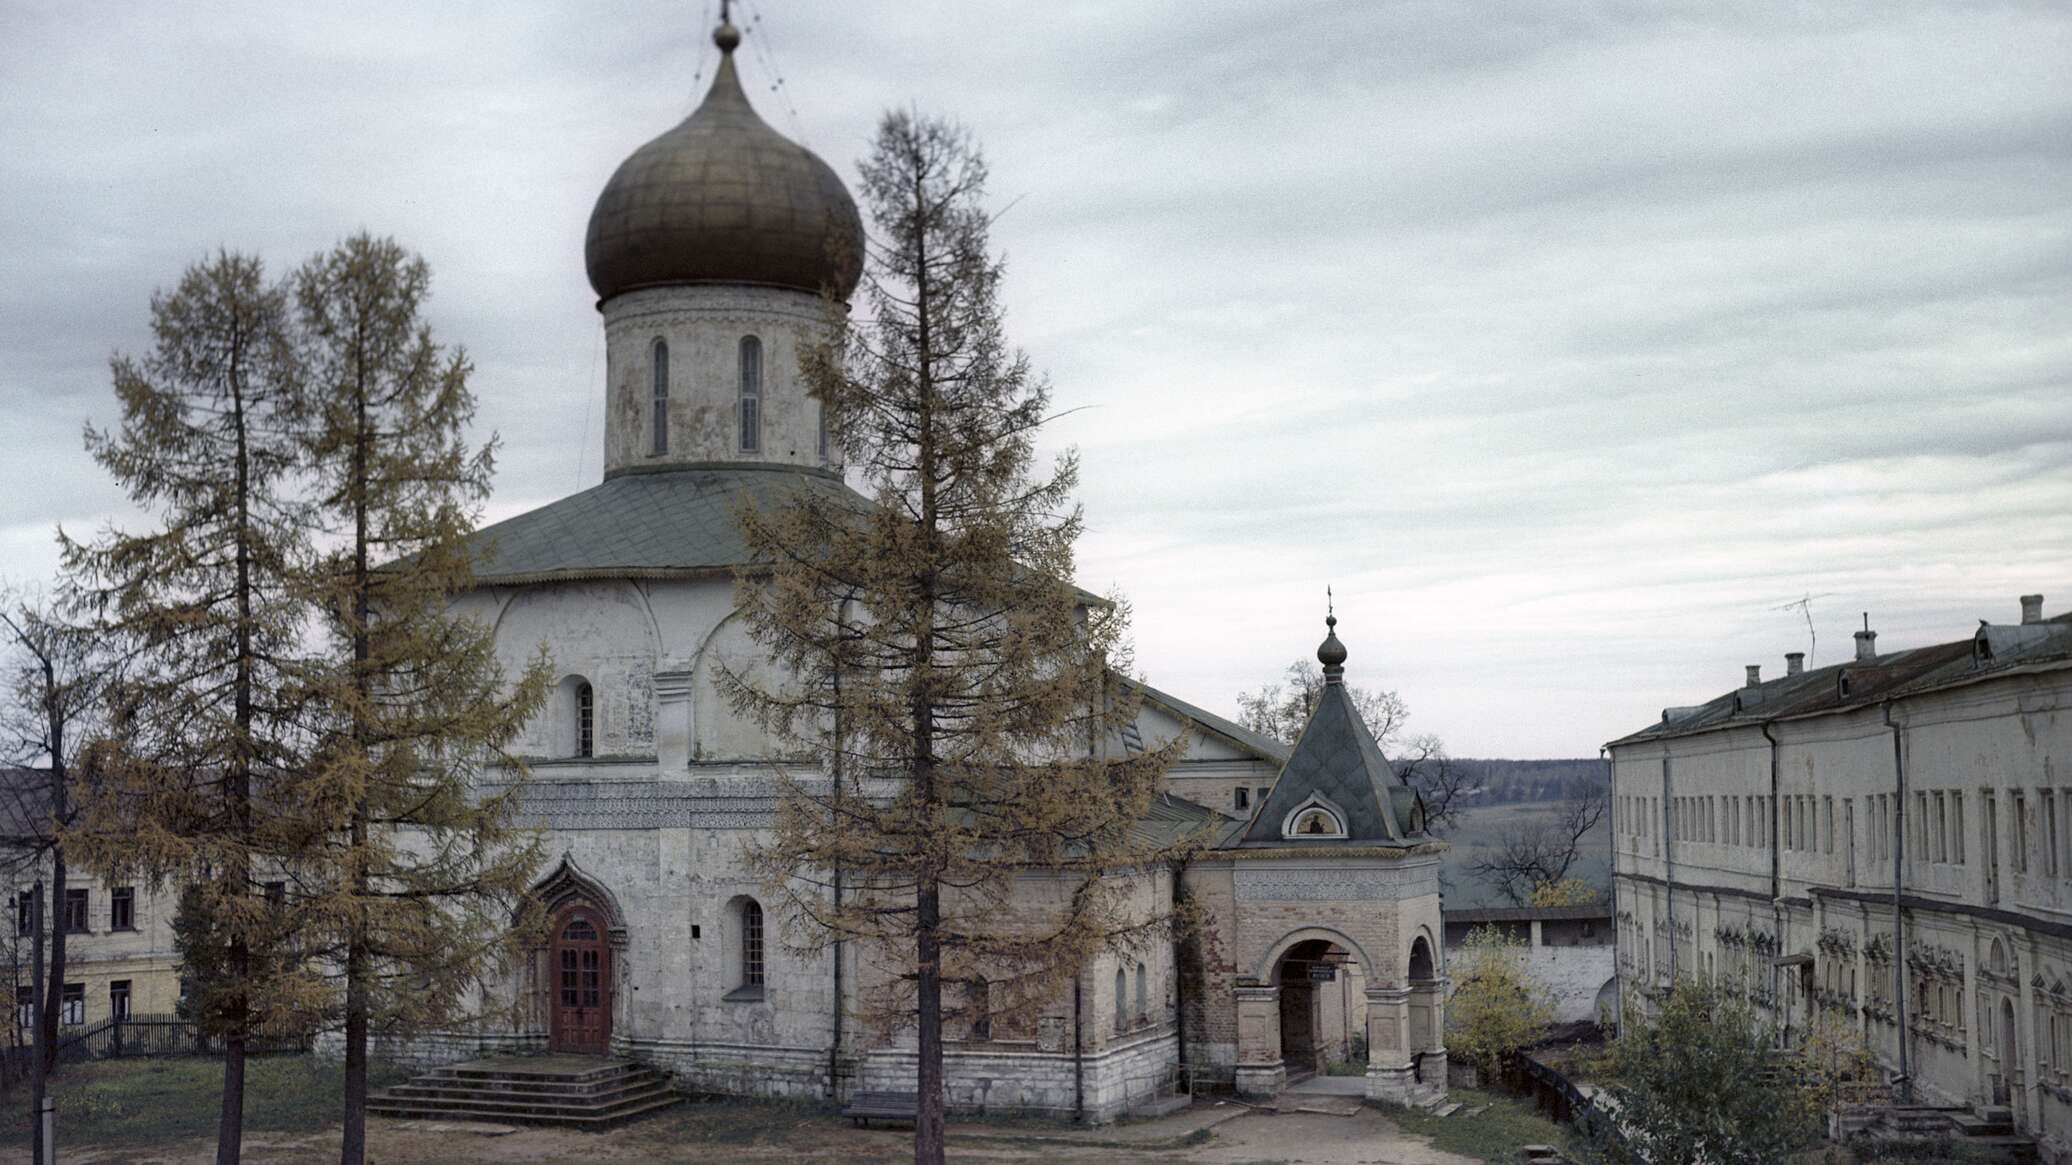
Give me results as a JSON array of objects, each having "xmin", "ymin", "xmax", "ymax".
[
  {"xmin": 1611, "ymin": 594, "xmax": 2072, "ymax": 1157},
  {"xmin": 408, "ymin": 15, "xmax": 1449, "ymax": 1120}
]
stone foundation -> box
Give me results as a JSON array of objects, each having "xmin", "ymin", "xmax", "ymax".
[
  {"xmin": 619, "ymin": 1034, "xmax": 832, "ymax": 1099},
  {"xmin": 371, "ymin": 1026, "xmax": 1182, "ymax": 1123},
  {"xmin": 314, "ymin": 1029, "xmax": 545, "ymax": 1069},
  {"xmin": 859, "ymin": 1028, "xmax": 1181, "ymax": 1123}
]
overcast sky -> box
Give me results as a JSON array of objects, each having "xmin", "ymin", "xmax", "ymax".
[{"xmin": 3, "ymin": 1, "xmax": 2068, "ymax": 757}]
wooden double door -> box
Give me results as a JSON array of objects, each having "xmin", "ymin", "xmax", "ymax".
[{"xmin": 550, "ymin": 908, "xmax": 611, "ymax": 1054}]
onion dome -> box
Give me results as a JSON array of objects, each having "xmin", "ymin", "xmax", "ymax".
[
  {"xmin": 1318, "ymin": 613, "xmax": 1347, "ymax": 674},
  {"xmin": 584, "ymin": 16, "xmax": 864, "ymax": 302}
]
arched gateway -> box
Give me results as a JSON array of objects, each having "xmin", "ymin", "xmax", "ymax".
[{"xmin": 1191, "ymin": 614, "xmax": 1449, "ymax": 1107}]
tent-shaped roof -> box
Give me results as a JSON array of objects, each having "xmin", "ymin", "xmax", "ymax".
[{"xmin": 1230, "ymin": 616, "xmax": 1427, "ymax": 848}]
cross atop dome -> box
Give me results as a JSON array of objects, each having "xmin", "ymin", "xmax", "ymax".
[{"xmin": 1318, "ymin": 589, "xmax": 1347, "ymax": 679}]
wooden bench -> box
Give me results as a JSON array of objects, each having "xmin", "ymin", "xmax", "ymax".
[{"xmin": 842, "ymin": 1091, "xmax": 919, "ymax": 1127}]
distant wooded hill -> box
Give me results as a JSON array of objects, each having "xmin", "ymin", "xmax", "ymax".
[{"xmin": 1421, "ymin": 757, "xmax": 1609, "ymax": 805}]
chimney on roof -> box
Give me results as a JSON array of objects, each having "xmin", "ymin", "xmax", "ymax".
[
  {"xmin": 1786, "ymin": 652, "xmax": 1805, "ymax": 676},
  {"xmin": 1745, "ymin": 664, "xmax": 1762, "ymax": 688},
  {"xmin": 2022, "ymin": 594, "xmax": 2044, "ymax": 625},
  {"xmin": 1854, "ymin": 628, "xmax": 1878, "ymax": 662}
]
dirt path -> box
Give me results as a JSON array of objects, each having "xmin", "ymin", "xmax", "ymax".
[{"xmin": 58, "ymin": 1102, "xmax": 1486, "ymax": 1165}]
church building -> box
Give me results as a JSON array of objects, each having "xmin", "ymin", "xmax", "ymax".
[{"xmin": 427, "ymin": 13, "xmax": 1447, "ymax": 1120}]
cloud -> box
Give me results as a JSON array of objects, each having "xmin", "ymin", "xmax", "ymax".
[{"xmin": 1, "ymin": 0, "xmax": 2068, "ymax": 755}]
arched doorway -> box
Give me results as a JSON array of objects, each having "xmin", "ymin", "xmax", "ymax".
[
  {"xmin": 1999, "ymin": 996, "xmax": 2019, "ymax": 1108},
  {"xmin": 1409, "ymin": 936, "xmax": 1434, "ymax": 981},
  {"xmin": 1406, "ymin": 935, "xmax": 1438, "ymax": 1065},
  {"xmin": 551, "ymin": 906, "xmax": 612, "ymax": 1054},
  {"xmin": 1274, "ymin": 939, "xmax": 1345, "ymax": 1080}
]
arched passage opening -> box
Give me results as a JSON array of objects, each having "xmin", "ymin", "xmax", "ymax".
[{"xmin": 1273, "ymin": 938, "xmax": 1347, "ymax": 1080}]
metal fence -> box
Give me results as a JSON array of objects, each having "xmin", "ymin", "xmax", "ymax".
[{"xmin": 0, "ymin": 1013, "xmax": 308, "ymax": 1093}]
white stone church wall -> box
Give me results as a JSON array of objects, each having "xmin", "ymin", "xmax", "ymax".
[{"xmin": 857, "ymin": 1028, "xmax": 1180, "ymax": 1123}]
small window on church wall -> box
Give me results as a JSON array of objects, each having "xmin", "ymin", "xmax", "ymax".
[
  {"xmin": 651, "ymin": 339, "xmax": 669, "ymax": 455},
  {"xmin": 1134, "ymin": 963, "xmax": 1147, "ymax": 1026},
  {"xmin": 1234, "ymin": 787, "xmax": 1249, "ymax": 811},
  {"xmin": 576, "ymin": 682, "xmax": 593, "ymax": 758},
  {"xmin": 817, "ymin": 402, "xmax": 829, "ymax": 463},
  {"xmin": 1114, "ymin": 968, "xmax": 1128, "ymax": 1035},
  {"xmin": 742, "ymin": 899, "xmax": 765, "ymax": 988},
  {"xmin": 738, "ymin": 336, "xmax": 762, "ymax": 453}
]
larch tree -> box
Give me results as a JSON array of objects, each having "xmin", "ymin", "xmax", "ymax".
[
  {"xmin": 731, "ymin": 112, "xmax": 1192, "ymax": 1165},
  {"xmin": 62, "ymin": 252, "xmax": 329, "ymax": 1165},
  {"xmin": 290, "ymin": 233, "xmax": 550, "ymax": 1165}
]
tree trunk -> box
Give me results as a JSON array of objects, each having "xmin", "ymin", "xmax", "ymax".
[
  {"xmin": 907, "ymin": 148, "xmax": 947, "ymax": 1165},
  {"xmin": 913, "ymin": 882, "xmax": 945, "ymax": 1165},
  {"xmin": 28, "ymin": 883, "xmax": 45, "ymax": 1165},
  {"xmin": 40, "ymin": 745, "xmax": 71, "ymax": 1079},
  {"xmin": 342, "ymin": 938, "xmax": 367, "ymax": 1165},
  {"xmin": 39, "ymin": 854, "xmax": 65, "ymax": 1077},
  {"xmin": 217, "ymin": 1021, "xmax": 246, "ymax": 1165},
  {"xmin": 220, "ymin": 328, "xmax": 254, "ymax": 1165},
  {"xmin": 340, "ymin": 334, "xmax": 374, "ymax": 1165}
]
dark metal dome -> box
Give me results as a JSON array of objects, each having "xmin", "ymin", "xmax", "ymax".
[{"xmin": 584, "ymin": 27, "xmax": 863, "ymax": 302}]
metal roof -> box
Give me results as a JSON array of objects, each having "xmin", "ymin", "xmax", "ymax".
[
  {"xmin": 584, "ymin": 25, "xmax": 862, "ymax": 302},
  {"xmin": 1120, "ymin": 677, "xmax": 1291, "ymax": 766},
  {"xmin": 1231, "ymin": 676, "xmax": 1425, "ymax": 848},
  {"xmin": 464, "ymin": 463, "xmax": 865, "ymax": 585},
  {"xmin": 1609, "ymin": 608, "xmax": 2072, "ymax": 748},
  {"xmin": 1129, "ymin": 792, "xmax": 1227, "ymax": 850}
]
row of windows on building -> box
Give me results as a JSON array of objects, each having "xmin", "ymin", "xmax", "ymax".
[
  {"xmin": 14, "ymin": 886, "xmax": 136, "ymax": 936},
  {"xmin": 15, "ymin": 980, "xmax": 131, "ymax": 1028},
  {"xmin": 649, "ymin": 335, "xmax": 828, "ymax": 460},
  {"xmin": 1617, "ymin": 787, "xmax": 2072, "ymax": 877}
]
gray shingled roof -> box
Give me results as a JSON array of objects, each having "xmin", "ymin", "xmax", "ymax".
[
  {"xmin": 464, "ymin": 464, "xmax": 866, "ymax": 584},
  {"xmin": 1231, "ymin": 678, "xmax": 1424, "ymax": 848}
]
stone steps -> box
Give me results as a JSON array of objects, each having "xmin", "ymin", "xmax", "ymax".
[
  {"xmin": 1861, "ymin": 1104, "xmax": 2038, "ymax": 1165},
  {"xmin": 369, "ymin": 1056, "xmax": 681, "ymax": 1129}
]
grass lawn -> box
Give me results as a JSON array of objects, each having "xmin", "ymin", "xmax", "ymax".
[
  {"xmin": 0, "ymin": 1055, "xmax": 407, "ymax": 1148},
  {"xmin": 1378, "ymin": 1086, "xmax": 1596, "ymax": 1162},
  {"xmin": 7, "ymin": 1059, "xmax": 1600, "ymax": 1164}
]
